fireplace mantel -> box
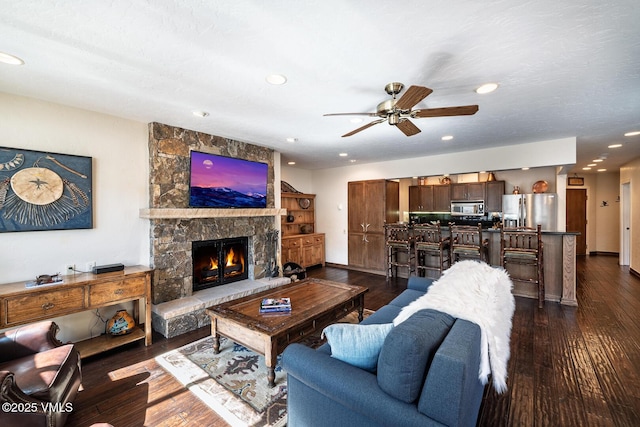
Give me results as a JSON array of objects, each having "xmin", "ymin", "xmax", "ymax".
[{"xmin": 139, "ymin": 208, "xmax": 286, "ymax": 219}]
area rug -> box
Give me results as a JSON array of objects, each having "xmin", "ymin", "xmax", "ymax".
[{"xmin": 156, "ymin": 309, "xmax": 373, "ymax": 427}]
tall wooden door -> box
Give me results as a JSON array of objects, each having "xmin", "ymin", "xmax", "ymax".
[{"xmin": 566, "ymin": 189, "xmax": 587, "ymax": 255}]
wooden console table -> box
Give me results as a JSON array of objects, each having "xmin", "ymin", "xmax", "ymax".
[{"xmin": 0, "ymin": 265, "xmax": 152, "ymax": 358}]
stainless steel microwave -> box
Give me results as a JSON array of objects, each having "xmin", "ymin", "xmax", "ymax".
[{"xmin": 450, "ymin": 200, "xmax": 485, "ymax": 217}]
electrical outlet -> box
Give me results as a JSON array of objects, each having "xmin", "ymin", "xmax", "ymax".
[
  {"xmin": 66, "ymin": 264, "xmax": 75, "ymax": 275},
  {"xmin": 86, "ymin": 261, "xmax": 96, "ymax": 272}
]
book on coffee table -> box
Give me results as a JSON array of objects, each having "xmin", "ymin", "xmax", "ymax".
[{"xmin": 260, "ymin": 297, "xmax": 291, "ymax": 313}]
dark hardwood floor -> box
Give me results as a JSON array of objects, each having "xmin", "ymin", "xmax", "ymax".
[{"xmin": 66, "ymin": 256, "xmax": 640, "ymax": 426}]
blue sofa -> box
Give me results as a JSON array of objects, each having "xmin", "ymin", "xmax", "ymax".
[{"xmin": 281, "ymin": 276, "xmax": 485, "ymax": 427}]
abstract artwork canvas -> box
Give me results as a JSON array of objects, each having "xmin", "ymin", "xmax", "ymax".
[{"xmin": 0, "ymin": 146, "xmax": 92, "ymax": 232}]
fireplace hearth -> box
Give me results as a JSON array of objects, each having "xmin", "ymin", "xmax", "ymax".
[{"xmin": 192, "ymin": 237, "xmax": 249, "ymax": 291}]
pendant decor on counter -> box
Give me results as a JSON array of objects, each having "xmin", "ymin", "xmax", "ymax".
[{"xmin": 107, "ymin": 310, "xmax": 135, "ymax": 335}]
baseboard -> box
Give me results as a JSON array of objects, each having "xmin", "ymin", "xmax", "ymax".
[
  {"xmin": 588, "ymin": 251, "xmax": 620, "ymax": 257},
  {"xmin": 631, "ymin": 268, "xmax": 640, "ymax": 279},
  {"xmin": 324, "ymin": 262, "xmax": 386, "ymax": 276}
]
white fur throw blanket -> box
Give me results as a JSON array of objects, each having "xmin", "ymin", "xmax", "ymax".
[{"xmin": 394, "ymin": 260, "xmax": 515, "ymax": 393}]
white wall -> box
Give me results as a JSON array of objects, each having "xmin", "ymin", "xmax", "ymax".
[
  {"xmin": 620, "ymin": 158, "xmax": 640, "ymax": 272},
  {"xmin": 0, "ymin": 93, "xmax": 149, "ymax": 342},
  {"xmin": 307, "ymin": 138, "xmax": 576, "ymax": 265}
]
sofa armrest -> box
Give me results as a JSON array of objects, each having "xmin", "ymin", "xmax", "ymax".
[
  {"xmin": 407, "ymin": 276, "xmax": 434, "ymax": 292},
  {"xmin": 0, "ymin": 322, "xmax": 63, "ymax": 363},
  {"xmin": 419, "ymin": 319, "xmax": 485, "ymax": 427},
  {"xmin": 282, "ymin": 344, "xmax": 428, "ymax": 427}
]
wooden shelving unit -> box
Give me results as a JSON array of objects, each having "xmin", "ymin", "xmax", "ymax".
[{"xmin": 281, "ymin": 192, "xmax": 325, "ymax": 268}]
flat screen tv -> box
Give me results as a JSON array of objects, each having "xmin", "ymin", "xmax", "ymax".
[{"xmin": 189, "ymin": 151, "xmax": 268, "ymax": 208}]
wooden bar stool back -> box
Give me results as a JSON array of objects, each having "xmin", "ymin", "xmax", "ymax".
[
  {"xmin": 449, "ymin": 223, "xmax": 486, "ymax": 264},
  {"xmin": 384, "ymin": 223, "xmax": 414, "ymax": 281},
  {"xmin": 501, "ymin": 224, "xmax": 544, "ymax": 308},
  {"xmin": 413, "ymin": 222, "xmax": 450, "ymax": 278}
]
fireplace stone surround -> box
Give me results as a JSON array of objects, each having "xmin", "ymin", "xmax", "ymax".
[{"xmin": 146, "ymin": 123, "xmax": 289, "ymax": 338}]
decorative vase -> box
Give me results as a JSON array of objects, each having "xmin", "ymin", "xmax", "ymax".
[
  {"xmin": 513, "ymin": 186, "xmax": 520, "ymax": 194},
  {"xmin": 107, "ymin": 310, "xmax": 135, "ymax": 335},
  {"xmin": 286, "ymin": 214, "xmax": 295, "ymax": 223}
]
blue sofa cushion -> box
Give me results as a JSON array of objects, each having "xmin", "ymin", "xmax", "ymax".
[
  {"xmin": 322, "ymin": 323, "xmax": 394, "ymax": 371},
  {"xmin": 377, "ymin": 309, "xmax": 454, "ymax": 403}
]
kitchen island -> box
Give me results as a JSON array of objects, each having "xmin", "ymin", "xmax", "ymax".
[{"xmin": 390, "ymin": 222, "xmax": 578, "ymax": 306}]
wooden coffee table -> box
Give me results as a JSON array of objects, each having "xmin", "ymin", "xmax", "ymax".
[{"xmin": 205, "ymin": 278, "xmax": 368, "ymax": 387}]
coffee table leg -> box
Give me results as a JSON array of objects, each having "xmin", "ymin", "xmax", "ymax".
[
  {"xmin": 358, "ymin": 296, "xmax": 365, "ymax": 322},
  {"xmin": 211, "ymin": 317, "xmax": 220, "ymax": 354},
  {"xmin": 265, "ymin": 342, "xmax": 277, "ymax": 388}
]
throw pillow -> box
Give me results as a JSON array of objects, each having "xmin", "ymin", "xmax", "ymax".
[
  {"xmin": 321, "ymin": 323, "xmax": 394, "ymax": 371},
  {"xmin": 377, "ymin": 309, "xmax": 454, "ymax": 403}
]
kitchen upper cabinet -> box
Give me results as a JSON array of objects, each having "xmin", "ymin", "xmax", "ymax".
[
  {"xmin": 348, "ymin": 179, "xmax": 399, "ymax": 271},
  {"xmin": 485, "ymin": 181, "xmax": 506, "ymax": 212},
  {"xmin": 451, "ymin": 182, "xmax": 485, "ymax": 201},
  {"xmin": 433, "ymin": 185, "xmax": 451, "ymax": 212},
  {"xmin": 409, "ymin": 185, "xmax": 433, "ymax": 212}
]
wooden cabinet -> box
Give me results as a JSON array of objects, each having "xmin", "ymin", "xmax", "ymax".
[
  {"xmin": 409, "ymin": 185, "xmax": 451, "ymax": 213},
  {"xmin": 0, "ymin": 266, "xmax": 152, "ymax": 358},
  {"xmin": 485, "ymin": 180, "xmax": 505, "ymax": 212},
  {"xmin": 281, "ymin": 192, "xmax": 325, "ymax": 268},
  {"xmin": 433, "ymin": 185, "xmax": 452, "ymax": 212},
  {"xmin": 409, "ymin": 185, "xmax": 433, "ymax": 212},
  {"xmin": 451, "ymin": 182, "xmax": 485, "ymax": 201},
  {"xmin": 348, "ymin": 179, "xmax": 399, "ymax": 271}
]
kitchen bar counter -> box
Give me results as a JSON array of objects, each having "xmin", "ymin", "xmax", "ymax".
[{"xmin": 393, "ymin": 224, "xmax": 578, "ymax": 306}]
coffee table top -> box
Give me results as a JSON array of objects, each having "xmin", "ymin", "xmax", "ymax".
[{"xmin": 205, "ymin": 278, "xmax": 368, "ymax": 334}]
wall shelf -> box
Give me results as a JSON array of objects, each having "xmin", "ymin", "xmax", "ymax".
[{"xmin": 139, "ymin": 208, "xmax": 287, "ymax": 219}]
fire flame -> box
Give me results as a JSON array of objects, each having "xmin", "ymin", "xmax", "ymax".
[{"xmin": 208, "ymin": 257, "xmax": 218, "ymax": 270}]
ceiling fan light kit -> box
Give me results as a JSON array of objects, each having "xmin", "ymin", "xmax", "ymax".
[{"xmin": 324, "ymin": 82, "xmax": 479, "ymax": 137}]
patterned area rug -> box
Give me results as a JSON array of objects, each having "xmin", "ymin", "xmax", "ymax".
[{"xmin": 156, "ymin": 309, "xmax": 373, "ymax": 427}]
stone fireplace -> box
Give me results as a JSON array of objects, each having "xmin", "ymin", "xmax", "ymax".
[{"xmin": 145, "ymin": 122, "xmax": 288, "ymax": 337}]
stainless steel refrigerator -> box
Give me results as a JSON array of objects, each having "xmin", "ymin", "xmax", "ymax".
[{"xmin": 502, "ymin": 193, "xmax": 557, "ymax": 231}]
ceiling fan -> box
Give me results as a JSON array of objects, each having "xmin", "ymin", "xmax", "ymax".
[{"xmin": 324, "ymin": 82, "xmax": 479, "ymax": 137}]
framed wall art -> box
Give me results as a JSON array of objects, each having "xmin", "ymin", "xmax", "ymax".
[
  {"xmin": 0, "ymin": 146, "xmax": 93, "ymax": 232},
  {"xmin": 567, "ymin": 176, "xmax": 584, "ymax": 186}
]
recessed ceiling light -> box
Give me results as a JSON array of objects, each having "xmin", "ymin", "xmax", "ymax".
[
  {"xmin": 597, "ymin": 168, "xmax": 607, "ymax": 172},
  {"xmin": 287, "ymin": 161, "xmax": 296, "ymax": 165},
  {"xmin": 286, "ymin": 137, "xmax": 297, "ymax": 143},
  {"xmin": 608, "ymin": 144, "xmax": 622, "ymax": 148},
  {"xmin": 521, "ymin": 167, "xmax": 530, "ymax": 170},
  {"xmin": 266, "ymin": 74, "xmax": 287, "ymax": 85},
  {"xmin": 476, "ymin": 83, "xmax": 498, "ymax": 94},
  {"xmin": 0, "ymin": 51, "xmax": 24, "ymax": 65},
  {"xmin": 339, "ymin": 153, "xmax": 348, "ymax": 157},
  {"xmin": 582, "ymin": 167, "xmax": 591, "ymax": 170},
  {"xmin": 192, "ymin": 111, "xmax": 209, "ymax": 118},
  {"xmin": 624, "ymin": 131, "xmax": 640, "ymax": 137},
  {"xmin": 587, "ymin": 163, "xmax": 596, "ymax": 167},
  {"xmin": 441, "ymin": 135, "xmax": 454, "ymax": 141},
  {"xmin": 349, "ymin": 159, "xmax": 357, "ymax": 163},
  {"xmin": 593, "ymin": 159, "xmax": 603, "ymax": 162}
]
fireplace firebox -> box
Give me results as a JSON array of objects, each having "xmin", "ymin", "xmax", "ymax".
[{"xmin": 192, "ymin": 237, "xmax": 249, "ymax": 291}]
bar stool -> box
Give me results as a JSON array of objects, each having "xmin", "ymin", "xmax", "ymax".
[
  {"xmin": 384, "ymin": 223, "xmax": 414, "ymax": 282},
  {"xmin": 449, "ymin": 223, "xmax": 487, "ymax": 264},
  {"xmin": 413, "ymin": 222, "xmax": 450, "ymax": 279},
  {"xmin": 501, "ymin": 224, "xmax": 544, "ymax": 308}
]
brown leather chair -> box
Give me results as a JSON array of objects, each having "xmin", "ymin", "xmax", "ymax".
[{"xmin": 0, "ymin": 321, "xmax": 81, "ymax": 427}]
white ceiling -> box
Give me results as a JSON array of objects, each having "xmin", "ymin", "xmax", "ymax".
[{"xmin": 1, "ymin": 0, "xmax": 639, "ymax": 172}]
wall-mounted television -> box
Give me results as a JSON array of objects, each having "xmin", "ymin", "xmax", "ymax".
[{"xmin": 189, "ymin": 151, "xmax": 268, "ymax": 208}]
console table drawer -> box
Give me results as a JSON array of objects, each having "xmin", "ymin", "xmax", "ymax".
[
  {"xmin": 5, "ymin": 287, "xmax": 85, "ymax": 325},
  {"xmin": 88, "ymin": 276, "xmax": 147, "ymax": 307}
]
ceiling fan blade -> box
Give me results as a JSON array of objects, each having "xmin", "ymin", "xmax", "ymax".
[
  {"xmin": 342, "ymin": 118, "xmax": 386, "ymax": 137},
  {"xmin": 324, "ymin": 112, "xmax": 380, "ymax": 117},
  {"xmin": 396, "ymin": 119, "xmax": 421, "ymax": 137},
  {"xmin": 394, "ymin": 85, "xmax": 433, "ymax": 110},
  {"xmin": 414, "ymin": 105, "xmax": 479, "ymax": 118}
]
